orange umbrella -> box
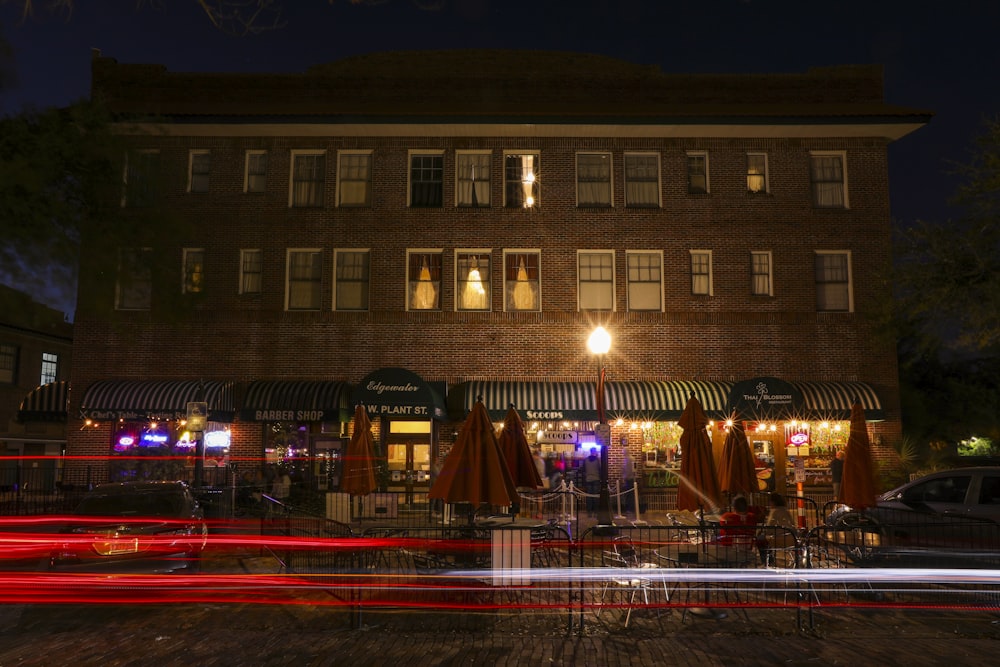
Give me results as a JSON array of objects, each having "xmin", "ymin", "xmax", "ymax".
[
  {"xmin": 429, "ymin": 400, "xmax": 517, "ymax": 507},
  {"xmin": 676, "ymin": 394, "xmax": 721, "ymax": 512},
  {"xmin": 340, "ymin": 404, "xmax": 377, "ymax": 497},
  {"xmin": 498, "ymin": 404, "xmax": 542, "ymax": 489},
  {"xmin": 840, "ymin": 401, "xmax": 878, "ymax": 509},
  {"xmin": 718, "ymin": 421, "xmax": 757, "ymax": 497}
]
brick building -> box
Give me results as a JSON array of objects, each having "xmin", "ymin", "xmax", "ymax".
[{"xmin": 66, "ymin": 49, "xmax": 930, "ymax": 501}]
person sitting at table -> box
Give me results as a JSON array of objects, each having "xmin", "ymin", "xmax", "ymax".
[{"xmin": 718, "ymin": 495, "xmax": 761, "ymax": 546}]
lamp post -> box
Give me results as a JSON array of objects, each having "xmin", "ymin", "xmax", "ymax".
[{"xmin": 587, "ymin": 326, "xmax": 614, "ymax": 529}]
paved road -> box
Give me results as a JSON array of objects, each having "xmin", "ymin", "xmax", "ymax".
[{"xmin": 1, "ymin": 553, "xmax": 999, "ymax": 666}]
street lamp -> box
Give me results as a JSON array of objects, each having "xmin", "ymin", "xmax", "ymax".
[{"xmin": 587, "ymin": 326, "xmax": 614, "ymax": 529}]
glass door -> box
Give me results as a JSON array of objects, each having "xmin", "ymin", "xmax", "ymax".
[{"xmin": 386, "ymin": 437, "xmax": 431, "ymax": 506}]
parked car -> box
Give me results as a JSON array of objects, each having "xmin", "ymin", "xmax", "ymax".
[
  {"xmin": 45, "ymin": 480, "xmax": 208, "ymax": 573},
  {"xmin": 824, "ymin": 467, "xmax": 1000, "ymax": 567}
]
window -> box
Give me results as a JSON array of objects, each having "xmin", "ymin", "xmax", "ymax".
[
  {"xmin": 504, "ymin": 152, "xmax": 539, "ymax": 208},
  {"xmin": 334, "ymin": 250, "xmax": 370, "ymax": 311},
  {"xmin": 407, "ymin": 251, "xmax": 442, "ymax": 310},
  {"xmin": 747, "ymin": 152, "xmax": 768, "ymax": 193},
  {"xmin": 244, "ymin": 150, "xmax": 268, "ymax": 193},
  {"xmin": 504, "ymin": 251, "xmax": 540, "ymax": 311},
  {"xmin": 625, "ymin": 153, "xmax": 660, "ymax": 207},
  {"xmin": 286, "ymin": 249, "xmax": 322, "ymax": 311},
  {"xmin": 0, "ymin": 343, "xmax": 16, "ymax": 384},
  {"xmin": 626, "ymin": 251, "xmax": 663, "ymax": 311},
  {"xmin": 576, "ymin": 153, "xmax": 612, "ymax": 207},
  {"xmin": 122, "ymin": 150, "xmax": 160, "ymax": 207},
  {"xmin": 751, "ymin": 251, "xmax": 773, "ymax": 296},
  {"xmin": 456, "ymin": 151, "xmax": 491, "ymax": 207},
  {"xmin": 240, "ymin": 249, "xmax": 262, "ymax": 294},
  {"xmin": 338, "ymin": 151, "xmax": 372, "ymax": 207},
  {"xmin": 690, "ymin": 250, "xmax": 713, "ymax": 296},
  {"xmin": 815, "ymin": 251, "xmax": 852, "ymax": 312},
  {"xmin": 409, "ymin": 152, "xmax": 443, "ymax": 208},
  {"xmin": 290, "ymin": 150, "xmax": 325, "ymax": 207},
  {"xmin": 902, "ymin": 475, "xmax": 971, "ymax": 505},
  {"xmin": 810, "ymin": 151, "xmax": 848, "ymax": 208},
  {"xmin": 182, "ymin": 248, "xmax": 205, "ymax": 294},
  {"xmin": 687, "ymin": 151, "xmax": 709, "ymax": 194},
  {"xmin": 456, "ymin": 251, "xmax": 491, "ymax": 311},
  {"xmin": 578, "ymin": 251, "xmax": 614, "ymax": 311},
  {"xmin": 40, "ymin": 352, "xmax": 58, "ymax": 385},
  {"xmin": 115, "ymin": 247, "xmax": 153, "ymax": 310},
  {"xmin": 188, "ymin": 150, "xmax": 210, "ymax": 193}
]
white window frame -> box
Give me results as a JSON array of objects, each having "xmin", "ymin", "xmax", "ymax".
[
  {"xmin": 288, "ymin": 149, "xmax": 326, "ymax": 208},
  {"xmin": 182, "ymin": 248, "xmax": 205, "ymax": 294},
  {"xmin": 336, "ymin": 149, "xmax": 373, "ymax": 208},
  {"xmin": 747, "ymin": 152, "xmax": 769, "ymax": 194},
  {"xmin": 406, "ymin": 248, "xmax": 443, "ymax": 311},
  {"xmin": 575, "ymin": 152, "xmax": 613, "ymax": 208},
  {"xmin": 455, "ymin": 150, "xmax": 491, "ymax": 208},
  {"xmin": 626, "ymin": 250, "xmax": 663, "ymax": 312},
  {"xmin": 687, "ymin": 151, "xmax": 710, "ymax": 194},
  {"xmin": 333, "ymin": 249, "xmax": 371, "ymax": 312},
  {"xmin": 815, "ymin": 250, "xmax": 854, "ymax": 312},
  {"xmin": 690, "ymin": 249, "xmax": 713, "ymax": 296},
  {"xmin": 810, "ymin": 150, "xmax": 850, "ymax": 209},
  {"xmin": 454, "ymin": 248, "xmax": 492, "ymax": 312},
  {"xmin": 407, "ymin": 149, "xmax": 445, "ymax": 208},
  {"xmin": 239, "ymin": 249, "xmax": 262, "ymax": 295},
  {"xmin": 244, "ymin": 150, "xmax": 268, "ymax": 193},
  {"xmin": 187, "ymin": 149, "xmax": 210, "ymax": 193},
  {"xmin": 121, "ymin": 149, "xmax": 160, "ymax": 208},
  {"xmin": 40, "ymin": 352, "xmax": 58, "ymax": 385},
  {"xmin": 502, "ymin": 249, "xmax": 541, "ymax": 312},
  {"xmin": 503, "ymin": 150, "xmax": 540, "ymax": 208},
  {"xmin": 750, "ymin": 250, "xmax": 773, "ymax": 296},
  {"xmin": 285, "ymin": 248, "xmax": 323, "ymax": 311},
  {"xmin": 577, "ymin": 249, "xmax": 616, "ymax": 312},
  {"xmin": 624, "ymin": 152, "xmax": 661, "ymax": 208}
]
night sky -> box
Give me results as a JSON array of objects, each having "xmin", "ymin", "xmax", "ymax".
[{"xmin": 2, "ymin": 0, "xmax": 999, "ymax": 317}]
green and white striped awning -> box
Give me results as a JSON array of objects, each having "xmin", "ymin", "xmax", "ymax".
[
  {"xmin": 17, "ymin": 380, "xmax": 69, "ymax": 422},
  {"xmin": 449, "ymin": 380, "xmax": 733, "ymax": 422},
  {"xmin": 240, "ymin": 380, "xmax": 352, "ymax": 422},
  {"xmin": 789, "ymin": 381, "xmax": 884, "ymax": 421},
  {"xmin": 79, "ymin": 380, "xmax": 236, "ymax": 422}
]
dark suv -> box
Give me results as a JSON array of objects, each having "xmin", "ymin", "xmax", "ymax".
[{"xmin": 47, "ymin": 480, "xmax": 208, "ymax": 573}]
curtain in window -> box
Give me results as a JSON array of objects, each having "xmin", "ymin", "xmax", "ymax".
[
  {"xmin": 336, "ymin": 251, "xmax": 369, "ymax": 310},
  {"xmin": 815, "ymin": 254, "xmax": 849, "ymax": 311},
  {"xmin": 241, "ymin": 250, "xmax": 262, "ymax": 294},
  {"xmin": 625, "ymin": 155, "xmax": 658, "ymax": 207},
  {"xmin": 505, "ymin": 155, "xmax": 536, "ymax": 207},
  {"xmin": 339, "ymin": 154, "xmax": 371, "ymax": 206},
  {"xmin": 288, "ymin": 252, "xmax": 321, "ymax": 310},
  {"xmin": 688, "ymin": 155, "xmax": 707, "ymax": 194},
  {"xmin": 247, "ymin": 153, "xmax": 267, "ymax": 193},
  {"xmin": 458, "ymin": 255, "xmax": 489, "ymax": 310},
  {"xmin": 457, "ymin": 154, "xmax": 490, "ymax": 207},
  {"xmin": 751, "ymin": 253, "xmax": 771, "ymax": 295},
  {"xmin": 184, "ymin": 250, "xmax": 205, "ymax": 293},
  {"xmin": 409, "ymin": 254, "xmax": 440, "ymax": 309},
  {"xmin": 747, "ymin": 154, "xmax": 766, "ymax": 193},
  {"xmin": 691, "ymin": 253, "xmax": 710, "ymax": 295},
  {"xmin": 577, "ymin": 154, "xmax": 611, "ymax": 206},
  {"xmin": 410, "ymin": 156, "xmax": 442, "ymax": 207},
  {"xmin": 293, "ymin": 155, "xmax": 324, "ymax": 207},
  {"xmin": 811, "ymin": 156, "xmax": 844, "ymax": 207},
  {"xmin": 506, "ymin": 254, "xmax": 539, "ymax": 310}
]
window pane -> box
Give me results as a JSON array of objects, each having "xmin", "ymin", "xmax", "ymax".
[
  {"xmin": 241, "ymin": 249, "xmax": 262, "ymax": 294},
  {"xmin": 339, "ymin": 154, "xmax": 372, "ymax": 207},
  {"xmin": 627, "ymin": 253, "xmax": 661, "ymax": 311},
  {"xmin": 811, "ymin": 155, "xmax": 845, "ymax": 207},
  {"xmin": 457, "ymin": 254, "xmax": 490, "ymax": 311},
  {"xmin": 184, "ymin": 249, "xmax": 205, "ymax": 293},
  {"xmin": 688, "ymin": 155, "xmax": 707, "ymax": 194},
  {"xmin": 691, "ymin": 253, "xmax": 710, "ymax": 295},
  {"xmin": 457, "ymin": 154, "xmax": 491, "ymax": 207},
  {"xmin": 747, "ymin": 154, "xmax": 766, "ymax": 193},
  {"xmin": 292, "ymin": 154, "xmax": 325, "ymax": 207},
  {"xmin": 505, "ymin": 253, "xmax": 539, "ymax": 310},
  {"xmin": 505, "ymin": 154, "xmax": 537, "ymax": 208},
  {"xmin": 336, "ymin": 251, "xmax": 370, "ymax": 311},
  {"xmin": 247, "ymin": 152, "xmax": 267, "ymax": 193},
  {"xmin": 0, "ymin": 344, "xmax": 17, "ymax": 384},
  {"xmin": 40, "ymin": 352, "xmax": 58, "ymax": 385},
  {"xmin": 288, "ymin": 251, "xmax": 321, "ymax": 310},
  {"xmin": 625, "ymin": 155, "xmax": 658, "ymax": 207},
  {"xmin": 410, "ymin": 155, "xmax": 443, "ymax": 208},
  {"xmin": 408, "ymin": 253, "xmax": 441, "ymax": 309},
  {"xmin": 579, "ymin": 252, "xmax": 613, "ymax": 311},
  {"xmin": 816, "ymin": 253, "xmax": 849, "ymax": 311},
  {"xmin": 751, "ymin": 252, "xmax": 771, "ymax": 295},
  {"xmin": 190, "ymin": 152, "xmax": 210, "ymax": 193},
  {"xmin": 577, "ymin": 154, "xmax": 611, "ymax": 207}
]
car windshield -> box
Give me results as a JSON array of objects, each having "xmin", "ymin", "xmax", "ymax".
[{"xmin": 75, "ymin": 492, "xmax": 186, "ymax": 517}]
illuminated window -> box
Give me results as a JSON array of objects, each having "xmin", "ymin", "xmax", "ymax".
[
  {"xmin": 286, "ymin": 249, "xmax": 322, "ymax": 311},
  {"xmin": 576, "ymin": 153, "xmax": 612, "ymax": 207},
  {"xmin": 504, "ymin": 251, "xmax": 540, "ymax": 311},
  {"xmin": 456, "ymin": 251, "xmax": 491, "ymax": 311},
  {"xmin": 810, "ymin": 151, "xmax": 848, "ymax": 208},
  {"xmin": 244, "ymin": 150, "xmax": 267, "ymax": 193},
  {"xmin": 815, "ymin": 251, "xmax": 852, "ymax": 312},
  {"xmin": 687, "ymin": 151, "xmax": 709, "ymax": 194},
  {"xmin": 40, "ymin": 352, "xmax": 58, "ymax": 385},
  {"xmin": 456, "ymin": 151, "xmax": 490, "ymax": 207},
  {"xmin": 407, "ymin": 251, "xmax": 442, "ymax": 310},
  {"xmin": 578, "ymin": 250, "xmax": 614, "ymax": 311},
  {"xmin": 627, "ymin": 251, "xmax": 662, "ymax": 311},
  {"xmin": 747, "ymin": 152, "xmax": 768, "ymax": 193},
  {"xmin": 690, "ymin": 250, "xmax": 713, "ymax": 296},
  {"xmin": 182, "ymin": 248, "xmax": 205, "ymax": 294},
  {"xmin": 409, "ymin": 152, "xmax": 443, "ymax": 208},
  {"xmin": 240, "ymin": 249, "xmax": 262, "ymax": 294},
  {"xmin": 188, "ymin": 150, "xmax": 210, "ymax": 193},
  {"xmin": 751, "ymin": 251, "xmax": 773, "ymax": 296},
  {"xmin": 504, "ymin": 152, "xmax": 539, "ymax": 208},
  {"xmin": 625, "ymin": 153, "xmax": 660, "ymax": 207},
  {"xmin": 335, "ymin": 250, "xmax": 370, "ymax": 311},
  {"xmin": 337, "ymin": 151, "xmax": 372, "ymax": 207},
  {"xmin": 115, "ymin": 247, "xmax": 152, "ymax": 310},
  {"xmin": 290, "ymin": 150, "xmax": 325, "ymax": 207}
]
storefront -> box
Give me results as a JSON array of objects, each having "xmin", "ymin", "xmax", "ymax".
[{"xmin": 10, "ymin": 380, "xmax": 69, "ymax": 492}]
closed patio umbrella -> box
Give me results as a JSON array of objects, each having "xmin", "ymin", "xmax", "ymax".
[
  {"xmin": 718, "ymin": 421, "xmax": 757, "ymax": 499},
  {"xmin": 676, "ymin": 393, "xmax": 721, "ymax": 512},
  {"xmin": 840, "ymin": 401, "xmax": 878, "ymax": 509},
  {"xmin": 498, "ymin": 404, "xmax": 542, "ymax": 489},
  {"xmin": 429, "ymin": 400, "xmax": 517, "ymax": 508},
  {"xmin": 340, "ymin": 404, "xmax": 377, "ymax": 497}
]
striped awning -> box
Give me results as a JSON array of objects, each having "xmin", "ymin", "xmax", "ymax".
[
  {"xmin": 79, "ymin": 380, "xmax": 235, "ymax": 422},
  {"xmin": 17, "ymin": 380, "xmax": 69, "ymax": 422},
  {"xmin": 450, "ymin": 380, "xmax": 734, "ymax": 422},
  {"xmin": 240, "ymin": 380, "xmax": 351, "ymax": 422},
  {"xmin": 789, "ymin": 381, "xmax": 884, "ymax": 421}
]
